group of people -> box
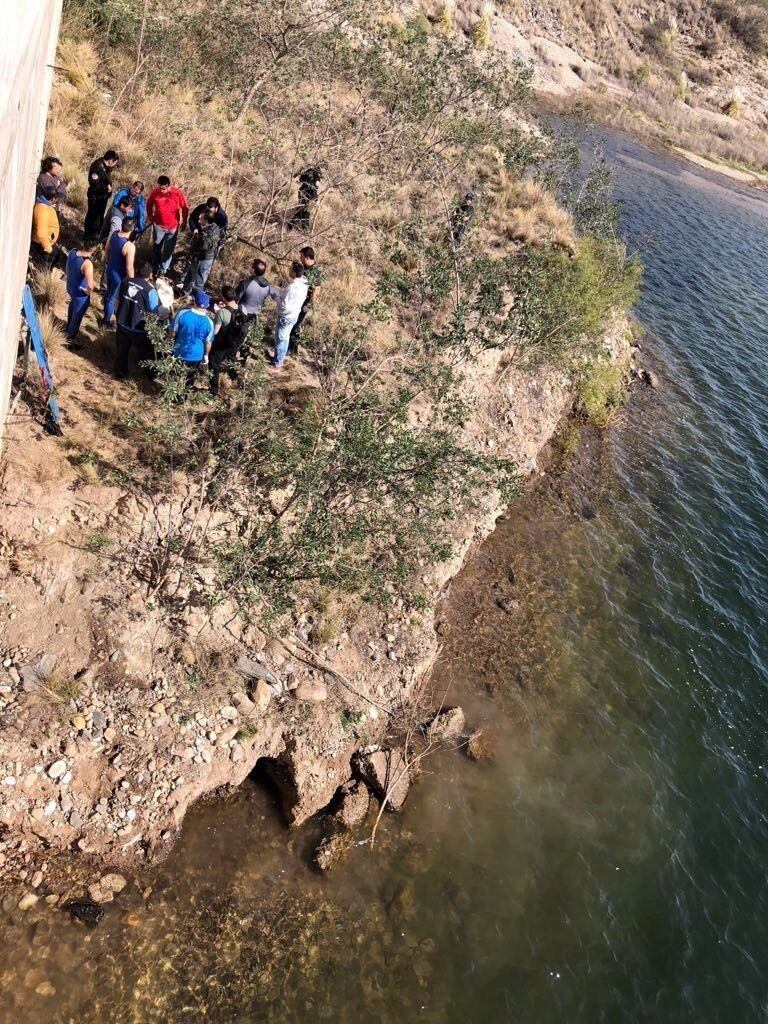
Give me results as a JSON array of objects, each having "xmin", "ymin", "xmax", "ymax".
[{"xmin": 30, "ymin": 148, "xmax": 322, "ymax": 388}]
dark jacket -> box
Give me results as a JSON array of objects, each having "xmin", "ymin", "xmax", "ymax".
[
  {"xmin": 298, "ymin": 168, "xmax": 321, "ymax": 203},
  {"xmin": 189, "ymin": 203, "xmax": 228, "ymax": 234},
  {"xmin": 37, "ymin": 171, "xmax": 67, "ymax": 202},
  {"xmin": 116, "ymin": 276, "xmax": 161, "ymax": 333},
  {"xmin": 190, "ymin": 221, "xmax": 221, "ymax": 260},
  {"xmin": 87, "ymin": 157, "xmax": 113, "ymax": 200}
]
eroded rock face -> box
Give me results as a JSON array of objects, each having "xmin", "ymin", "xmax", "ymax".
[
  {"xmin": 423, "ymin": 706, "xmax": 465, "ymax": 743},
  {"xmin": 333, "ymin": 780, "xmax": 370, "ymax": 829},
  {"xmin": 353, "ymin": 748, "xmax": 410, "ymax": 811}
]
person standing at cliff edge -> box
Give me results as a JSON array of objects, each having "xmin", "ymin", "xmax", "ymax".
[
  {"xmin": 114, "ymin": 262, "xmax": 168, "ymax": 380},
  {"xmin": 102, "ymin": 217, "xmax": 136, "ymax": 327},
  {"xmin": 272, "ymin": 261, "xmax": 308, "ymax": 369},
  {"xmin": 64, "ymin": 238, "xmax": 97, "ymax": 351},
  {"xmin": 37, "ymin": 156, "xmax": 67, "ymax": 203},
  {"xmin": 147, "ymin": 175, "xmax": 189, "ymax": 275},
  {"xmin": 84, "ymin": 149, "xmax": 120, "ymax": 237},
  {"xmin": 30, "ymin": 185, "xmax": 60, "ymax": 270}
]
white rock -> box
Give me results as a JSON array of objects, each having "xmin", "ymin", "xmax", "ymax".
[{"xmin": 47, "ymin": 760, "xmax": 67, "ymax": 780}]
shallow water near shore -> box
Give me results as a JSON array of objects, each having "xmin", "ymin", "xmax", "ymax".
[{"xmin": 3, "ymin": 131, "xmax": 768, "ymax": 1022}]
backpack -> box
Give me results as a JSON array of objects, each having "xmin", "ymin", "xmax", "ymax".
[{"xmin": 217, "ymin": 307, "xmax": 249, "ymax": 353}]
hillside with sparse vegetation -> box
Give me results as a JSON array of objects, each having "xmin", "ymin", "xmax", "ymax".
[
  {"xmin": 489, "ymin": 0, "xmax": 768, "ymax": 179},
  {"xmin": 0, "ymin": 0, "xmax": 640, "ymax": 894}
]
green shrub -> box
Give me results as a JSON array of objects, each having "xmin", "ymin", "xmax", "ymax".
[
  {"xmin": 642, "ymin": 20, "xmax": 676, "ymax": 58},
  {"xmin": 505, "ymin": 237, "xmax": 641, "ymax": 368},
  {"xmin": 575, "ymin": 362, "xmax": 627, "ymax": 426}
]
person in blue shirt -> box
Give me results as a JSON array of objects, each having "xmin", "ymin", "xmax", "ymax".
[
  {"xmin": 171, "ymin": 290, "xmax": 214, "ymax": 392},
  {"xmin": 111, "ymin": 181, "xmax": 147, "ymax": 235},
  {"xmin": 114, "ymin": 262, "xmax": 167, "ymax": 379},
  {"xmin": 64, "ymin": 238, "xmax": 98, "ymax": 350}
]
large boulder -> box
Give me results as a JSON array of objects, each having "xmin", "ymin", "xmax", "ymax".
[
  {"xmin": 353, "ymin": 747, "xmax": 410, "ymax": 811},
  {"xmin": 423, "ymin": 705, "xmax": 465, "ymax": 743},
  {"xmin": 333, "ymin": 780, "xmax": 370, "ymax": 829}
]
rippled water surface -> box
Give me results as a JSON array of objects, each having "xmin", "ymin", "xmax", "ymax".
[{"xmin": 3, "ymin": 133, "xmax": 768, "ymax": 1023}]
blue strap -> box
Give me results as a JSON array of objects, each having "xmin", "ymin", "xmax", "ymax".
[{"xmin": 21, "ymin": 284, "xmax": 62, "ymax": 433}]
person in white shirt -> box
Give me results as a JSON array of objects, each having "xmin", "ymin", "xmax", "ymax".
[{"xmin": 272, "ymin": 260, "xmax": 309, "ymax": 369}]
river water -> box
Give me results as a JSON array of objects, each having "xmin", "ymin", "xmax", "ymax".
[{"xmin": 3, "ymin": 132, "xmax": 768, "ymax": 1023}]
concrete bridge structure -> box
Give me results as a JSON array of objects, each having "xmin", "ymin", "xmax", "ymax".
[{"xmin": 0, "ymin": 0, "xmax": 62, "ymax": 451}]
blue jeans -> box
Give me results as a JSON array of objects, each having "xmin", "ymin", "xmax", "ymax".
[
  {"xmin": 274, "ymin": 314, "xmax": 298, "ymax": 366},
  {"xmin": 66, "ymin": 293, "xmax": 90, "ymax": 340},
  {"xmin": 152, "ymin": 226, "xmax": 178, "ymax": 273},
  {"xmin": 183, "ymin": 255, "xmax": 214, "ymax": 293},
  {"xmin": 103, "ymin": 268, "xmax": 122, "ymax": 324}
]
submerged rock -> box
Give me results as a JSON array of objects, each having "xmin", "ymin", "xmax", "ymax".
[
  {"xmin": 62, "ymin": 898, "xmax": 105, "ymax": 927},
  {"xmin": 354, "ymin": 748, "xmax": 410, "ymax": 811},
  {"xmin": 465, "ymin": 727, "xmax": 496, "ymax": 762},
  {"xmin": 100, "ymin": 873, "xmax": 127, "ymax": 894},
  {"xmin": 640, "ymin": 367, "xmax": 660, "ymax": 389},
  {"xmin": 18, "ymin": 892, "xmax": 39, "ymax": 911},
  {"xmin": 423, "ymin": 706, "xmax": 465, "ymax": 743},
  {"xmin": 313, "ymin": 831, "xmax": 353, "ymax": 872},
  {"xmin": 333, "ymin": 780, "xmax": 370, "ymax": 829}
]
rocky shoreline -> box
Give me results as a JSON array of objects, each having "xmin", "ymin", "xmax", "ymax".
[{"xmin": 0, "ymin": 320, "xmax": 634, "ymax": 914}]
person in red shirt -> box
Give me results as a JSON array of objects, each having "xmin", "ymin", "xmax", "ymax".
[{"xmin": 146, "ymin": 175, "xmax": 189, "ymax": 275}]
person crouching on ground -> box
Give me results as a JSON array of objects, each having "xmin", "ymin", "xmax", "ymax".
[
  {"xmin": 111, "ymin": 181, "xmax": 147, "ymax": 236},
  {"xmin": 64, "ymin": 238, "xmax": 97, "ymax": 351},
  {"xmin": 272, "ymin": 261, "xmax": 308, "ymax": 369},
  {"xmin": 102, "ymin": 217, "xmax": 136, "ymax": 327},
  {"xmin": 171, "ymin": 289, "xmax": 214, "ymax": 392},
  {"xmin": 114, "ymin": 262, "xmax": 168, "ymax": 380}
]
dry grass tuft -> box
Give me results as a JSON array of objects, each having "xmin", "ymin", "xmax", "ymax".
[
  {"xmin": 29, "ymin": 266, "xmax": 67, "ymax": 311},
  {"xmin": 37, "ymin": 307, "xmax": 68, "ymax": 354},
  {"xmin": 488, "ymin": 178, "xmax": 576, "ymax": 252},
  {"xmin": 57, "ymin": 38, "xmax": 98, "ymax": 91},
  {"xmin": 43, "ymin": 671, "xmax": 81, "ymax": 706},
  {"xmin": 438, "ymin": 0, "xmax": 456, "ymax": 35},
  {"xmin": 472, "ymin": 5, "xmax": 492, "ymax": 48}
]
